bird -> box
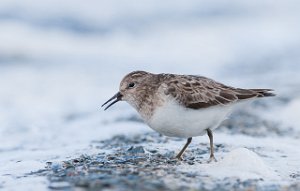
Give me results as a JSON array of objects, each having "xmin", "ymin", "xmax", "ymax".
[{"xmin": 102, "ymin": 71, "xmax": 275, "ymax": 162}]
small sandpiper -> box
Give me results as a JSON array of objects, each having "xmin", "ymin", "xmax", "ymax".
[{"xmin": 102, "ymin": 71, "xmax": 275, "ymax": 162}]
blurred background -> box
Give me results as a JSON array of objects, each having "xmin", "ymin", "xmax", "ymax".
[{"xmin": 1, "ymin": 0, "xmax": 300, "ymax": 189}]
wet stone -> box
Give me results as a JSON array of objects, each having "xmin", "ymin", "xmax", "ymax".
[
  {"xmin": 187, "ymin": 161, "xmax": 194, "ymax": 165},
  {"xmin": 48, "ymin": 181, "xmax": 71, "ymax": 190},
  {"xmin": 290, "ymin": 172, "xmax": 300, "ymax": 179},
  {"xmin": 32, "ymin": 131, "xmax": 290, "ymax": 191},
  {"xmin": 127, "ymin": 146, "xmax": 145, "ymax": 154}
]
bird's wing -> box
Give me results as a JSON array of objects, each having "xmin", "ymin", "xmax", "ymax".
[{"xmin": 159, "ymin": 74, "xmax": 273, "ymax": 109}]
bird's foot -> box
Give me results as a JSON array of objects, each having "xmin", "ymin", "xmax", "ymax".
[
  {"xmin": 207, "ymin": 155, "xmax": 217, "ymax": 163},
  {"xmin": 175, "ymin": 154, "xmax": 183, "ymax": 161}
]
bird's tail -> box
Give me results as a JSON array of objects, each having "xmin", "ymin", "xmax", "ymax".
[{"xmin": 249, "ymin": 89, "xmax": 276, "ymax": 97}]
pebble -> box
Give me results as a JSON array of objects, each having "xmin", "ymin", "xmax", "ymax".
[
  {"xmin": 48, "ymin": 181, "xmax": 71, "ymax": 190},
  {"xmin": 127, "ymin": 146, "xmax": 145, "ymax": 154},
  {"xmin": 35, "ymin": 130, "xmax": 293, "ymax": 191}
]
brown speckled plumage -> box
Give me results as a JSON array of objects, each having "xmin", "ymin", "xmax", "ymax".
[
  {"xmin": 117, "ymin": 71, "xmax": 274, "ymax": 119},
  {"xmin": 157, "ymin": 73, "xmax": 274, "ymax": 109},
  {"xmin": 102, "ymin": 70, "xmax": 275, "ymax": 161}
]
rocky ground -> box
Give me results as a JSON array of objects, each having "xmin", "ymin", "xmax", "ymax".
[
  {"xmin": 27, "ymin": 99, "xmax": 300, "ymax": 191},
  {"xmin": 30, "ymin": 133, "xmax": 299, "ymax": 191},
  {"xmin": 31, "ymin": 134, "xmax": 252, "ymax": 190},
  {"xmin": 29, "ymin": 127, "xmax": 296, "ymax": 188}
]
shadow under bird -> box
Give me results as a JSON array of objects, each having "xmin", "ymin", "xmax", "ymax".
[{"xmin": 102, "ymin": 71, "xmax": 275, "ymax": 162}]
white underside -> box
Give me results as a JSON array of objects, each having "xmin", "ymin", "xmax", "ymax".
[{"xmin": 147, "ymin": 99, "xmax": 235, "ymax": 138}]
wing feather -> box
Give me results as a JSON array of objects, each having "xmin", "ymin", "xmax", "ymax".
[{"xmin": 158, "ymin": 74, "xmax": 274, "ymax": 109}]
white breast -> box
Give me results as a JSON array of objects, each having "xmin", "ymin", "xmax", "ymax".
[{"xmin": 147, "ymin": 99, "xmax": 233, "ymax": 138}]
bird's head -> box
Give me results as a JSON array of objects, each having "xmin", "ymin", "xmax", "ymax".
[{"xmin": 102, "ymin": 71, "xmax": 151, "ymax": 110}]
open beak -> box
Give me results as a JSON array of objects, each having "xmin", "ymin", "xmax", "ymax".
[{"xmin": 101, "ymin": 92, "xmax": 123, "ymax": 110}]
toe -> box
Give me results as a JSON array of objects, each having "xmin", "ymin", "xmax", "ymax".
[
  {"xmin": 208, "ymin": 156, "xmax": 217, "ymax": 163},
  {"xmin": 176, "ymin": 155, "xmax": 183, "ymax": 161}
]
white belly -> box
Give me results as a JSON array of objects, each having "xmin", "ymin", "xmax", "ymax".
[{"xmin": 147, "ymin": 100, "xmax": 233, "ymax": 138}]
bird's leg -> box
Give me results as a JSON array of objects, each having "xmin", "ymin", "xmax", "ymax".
[
  {"xmin": 176, "ymin": 137, "xmax": 192, "ymax": 160},
  {"xmin": 207, "ymin": 129, "xmax": 217, "ymax": 162}
]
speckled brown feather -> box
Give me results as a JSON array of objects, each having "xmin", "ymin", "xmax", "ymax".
[
  {"xmin": 157, "ymin": 74, "xmax": 275, "ymax": 109},
  {"xmin": 116, "ymin": 71, "xmax": 275, "ymax": 119}
]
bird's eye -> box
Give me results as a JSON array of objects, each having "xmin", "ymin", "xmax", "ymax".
[{"xmin": 128, "ymin": 82, "xmax": 135, "ymax": 88}]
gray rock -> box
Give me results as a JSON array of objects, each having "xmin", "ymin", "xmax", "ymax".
[
  {"xmin": 32, "ymin": 131, "xmax": 294, "ymax": 191},
  {"xmin": 48, "ymin": 181, "xmax": 71, "ymax": 190},
  {"xmin": 127, "ymin": 146, "xmax": 145, "ymax": 154}
]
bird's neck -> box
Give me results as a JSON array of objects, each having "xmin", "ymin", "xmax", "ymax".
[{"xmin": 134, "ymin": 77, "xmax": 163, "ymax": 121}]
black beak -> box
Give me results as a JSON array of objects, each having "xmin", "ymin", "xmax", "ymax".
[{"xmin": 101, "ymin": 92, "xmax": 123, "ymax": 110}]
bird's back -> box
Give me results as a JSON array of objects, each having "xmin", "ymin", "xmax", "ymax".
[{"xmin": 156, "ymin": 73, "xmax": 275, "ymax": 110}]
